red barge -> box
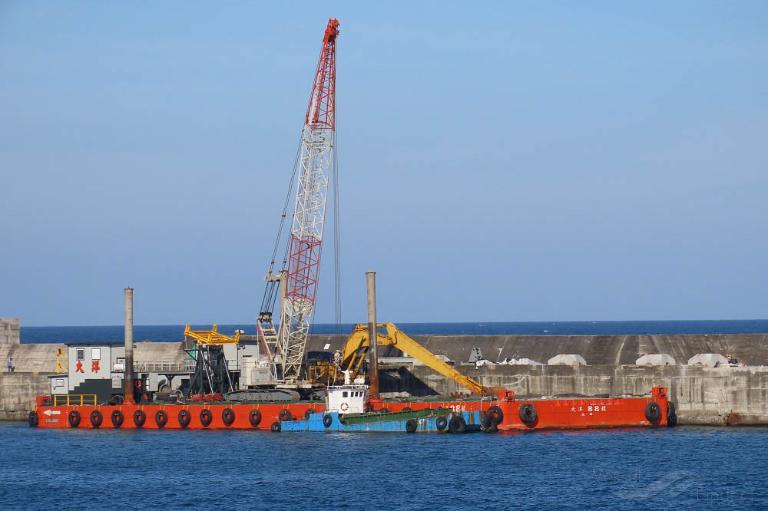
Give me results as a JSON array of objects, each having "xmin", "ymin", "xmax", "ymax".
[
  {"xmin": 30, "ymin": 318, "xmax": 674, "ymax": 433},
  {"xmin": 31, "ymin": 386, "xmax": 673, "ymax": 433}
]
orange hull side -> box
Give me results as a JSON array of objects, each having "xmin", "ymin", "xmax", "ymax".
[{"xmin": 34, "ymin": 387, "xmax": 670, "ymax": 431}]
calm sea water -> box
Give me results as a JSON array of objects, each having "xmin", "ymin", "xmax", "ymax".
[
  {"xmin": 19, "ymin": 319, "xmax": 768, "ymax": 344},
  {"xmin": 0, "ymin": 422, "xmax": 765, "ymax": 510}
]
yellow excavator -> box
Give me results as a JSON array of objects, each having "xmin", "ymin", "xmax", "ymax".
[{"xmin": 309, "ymin": 322, "xmax": 491, "ymax": 396}]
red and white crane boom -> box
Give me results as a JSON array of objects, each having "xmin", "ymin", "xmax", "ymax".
[{"xmin": 259, "ymin": 19, "xmax": 339, "ymax": 382}]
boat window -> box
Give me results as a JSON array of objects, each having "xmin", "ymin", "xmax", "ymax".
[
  {"xmin": 342, "ymin": 391, "xmax": 348, "ymax": 398},
  {"xmin": 76, "ymin": 349, "xmax": 84, "ymax": 360}
]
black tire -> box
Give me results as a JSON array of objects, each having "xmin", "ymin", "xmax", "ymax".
[
  {"xmin": 487, "ymin": 405, "xmax": 504, "ymax": 424},
  {"xmin": 108, "ymin": 395, "xmax": 124, "ymax": 406},
  {"xmin": 322, "ymin": 414, "xmax": 333, "ymax": 428},
  {"xmin": 200, "ymin": 409, "xmax": 212, "ymax": 427},
  {"xmin": 402, "ymin": 407, "xmax": 413, "ymax": 413},
  {"xmin": 304, "ymin": 408, "xmax": 314, "ymax": 421},
  {"xmin": 222, "ymin": 407, "xmax": 235, "ymax": 426},
  {"xmin": 111, "ymin": 410, "xmax": 124, "ymax": 428},
  {"xmin": 178, "ymin": 409, "xmax": 191, "ymax": 429},
  {"xmin": 90, "ymin": 410, "xmax": 103, "ymax": 429},
  {"xmin": 519, "ymin": 404, "xmax": 537, "ymax": 427},
  {"xmin": 133, "ymin": 409, "xmax": 146, "ymax": 428},
  {"xmin": 448, "ymin": 415, "xmax": 466, "ymax": 433},
  {"xmin": 248, "ymin": 409, "xmax": 262, "ymax": 428},
  {"xmin": 405, "ymin": 419, "xmax": 418, "ymax": 433},
  {"xmin": 68, "ymin": 410, "xmax": 81, "ymax": 428},
  {"xmin": 270, "ymin": 421, "xmax": 281, "ymax": 433},
  {"xmin": 278, "ymin": 408, "xmax": 292, "ymax": 421},
  {"xmin": 481, "ymin": 412, "xmax": 499, "ymax": 432},
  {"xmin": 645, "ymin": 402, "xmax": 662, "ymax": 424},
  {"xmin": 435, "ymin": 416, "xmax": 448, "ymax": 431},
  {"xmin": 667, "ymin": 402, "xmax": 678, "ymax": 427},
  {"xmin": 155, "ymin": 410, "xmax": 168, "ymax": 429},
  {"xmin": 28, "ymin": 411, "xmax": 39, "ymax": 427}
]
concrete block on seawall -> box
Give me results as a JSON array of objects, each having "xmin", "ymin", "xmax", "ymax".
[
  {"xmin": 687, "ymin": 353, "xmax": 729, "ymax": 367},
  {"xmin": 547, "ymin": 354, "xmax": 587, "ymax": 367},
  {"xmin": 636, "ymin": 354, "xmax": 676, "ymax": 366},
  {"xmin": 0, "ymin": 318, "xmax": 20, "ymax": 345}
]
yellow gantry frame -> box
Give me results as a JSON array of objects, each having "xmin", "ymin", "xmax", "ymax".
[
  {"xmin": 339, "ymin": 322, "xmax": 490, "ymax": 396},
  {"xmin": 183, "ymin": 324, "xmax": 240, "ymax": 347}
]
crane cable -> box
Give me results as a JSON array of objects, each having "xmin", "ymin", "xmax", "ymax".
[
  {"xmin": 332, "ymin": 128, "xmax": 342, "ymax": 335},
  {"xmin": 332, "ymin": 40, "xmax": 342, "ymax": 336},
  {"xmin": 259, "ymin": 137, "xmax": 303, "ymax": 316}
]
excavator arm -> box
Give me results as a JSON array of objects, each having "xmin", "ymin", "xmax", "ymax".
[{"xmin": 339, "ymin": 322, "xmax": 490, "ymax": 396}]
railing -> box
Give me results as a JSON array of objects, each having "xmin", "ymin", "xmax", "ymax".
[
  {"xmin": 53, "ymin": 394, "xmax": 98, "ymax": 406},
  {"xmin": 132, "ymin": 362, "xmax": 194, "ymax": 373}
]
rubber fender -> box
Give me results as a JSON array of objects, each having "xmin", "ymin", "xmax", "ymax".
[
  {"xmin": 405, "ymin": 419, "xmax": 418, "ymax": 433},
  {"xmin": 304, "ymin": 408, "xmax": 314, "ymax": 421},
  {"xmin": 645, "ymin": 402, "xmax": 662, "ymax": 425},
  {"xmin": 270, "ymin": 421, "xmax": 281, "ymax": 433},
  {"xmin": 108, "ymin": 395, "xmax": 124, "ymax": 406},
  {"xmin": 68, "ymin": 410, "xmax": 81, "ymax": 428},
  {"xmin": 90, "ymin": 410, "xmax": 103, "ymax": 429},
  {"xmin": 487, "ymin": 405, "xmax": 504, "ymax": 424},
  {"xmin": 178, "ymin": 409, "xmax": 191, "ymax": 429},
  {"xmin": 519, "ymin": 404, "xmax": 537, "ymax": 427},
  {"xmin": 278, "ymin": 408, "xmax": 292, "ymax": 421},
  {"xmin": 402, "ymin": 407, "xmax": 412, "ymax": 413},
  {"xmin": 133, "ymin": 409, "xmax": 146, "ymax": 428},
  {"xmin": 199, "ymin": 409, "xmax": 212, "ymax": 427},
  {"xmin": 222, "ymin": 407, "xmax": 235, "ymax": 426},
  {"xmin": 155, "ymin": 410, "xmax": 168, "ymax": 428},
  {"xmin": 111, "ymin": 410, "xmax": 124, "ymax": 428},
  {"xmin": 28, "ymin": 411, "xmax": 39, "ymax": 427},
  {"xmin": 667, "ymin": 402, "xmax": 678, "ymax": 427},
  {"xmin": 481, "ymin": 413, "xmax": 497, "ymax": 432},
  {"xmin": 435, "ymin": 416, "xmax": 448, "ymax": 432},
  {"xmin": 448, "ymin": 415, "xmax": 466, "ymax": 433},
  {"xmin": 322, "ymin": 414, "xmax": 333, "ymax": 428},
  {"xmin": 248, "ymin": 409, "xmax": 262, "ymax": 427}
]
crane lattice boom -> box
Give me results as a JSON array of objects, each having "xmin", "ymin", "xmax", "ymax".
[{"xmin": 276, "ymin": 18, "xmax": 339, "ymax": 381}]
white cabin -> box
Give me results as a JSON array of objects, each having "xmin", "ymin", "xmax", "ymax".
[{"xmin": 326, "ymin": 385, "xmax": 368, "ymax": 414}]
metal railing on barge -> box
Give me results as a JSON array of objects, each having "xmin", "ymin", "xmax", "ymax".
[{"xmin": 52, "ymin": 394, "xmax": 98, "ymax": 406}]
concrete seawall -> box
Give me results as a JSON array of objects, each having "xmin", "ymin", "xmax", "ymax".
[{"xmin": 2, "ymin": 333, "xmax": 768, "ymax": 424}]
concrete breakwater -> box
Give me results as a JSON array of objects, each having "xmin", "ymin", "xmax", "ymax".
[{"xmin": 2, "ymin": 331, "xmax": 768, "ymax": 424}]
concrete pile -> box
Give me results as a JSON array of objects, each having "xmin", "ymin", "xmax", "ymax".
[
  {"xmin": 547, "ymin": 354, "xmax": 587, "ymax": 367},
  {"xmin": 636, "ymin": 354, "xmax": 676, "ymax": 366},
  {"xmin": 687, "ymin": 353, "xmax": 729, "ymax": 367}
]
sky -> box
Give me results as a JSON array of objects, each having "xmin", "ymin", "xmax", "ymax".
[{"xmin": 0, "ymin": 1, "xmax": 766, "ymax": 326}]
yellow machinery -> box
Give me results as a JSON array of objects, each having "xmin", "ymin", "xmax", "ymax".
[
  {"xmin": 183, "ymin": 324, "xmax": 240, "ymax": 395},
  {"xmin": 183, "ymin": 324, "xmax": 241, "ymax": 346},
  {"xmin": 310, "ymin": 323, "xmax": 491, "ymax": 395}
]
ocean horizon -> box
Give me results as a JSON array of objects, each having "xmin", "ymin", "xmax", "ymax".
[{"xmin": 19, "ymin": 319, "xmax": 768, "ymax": 344}]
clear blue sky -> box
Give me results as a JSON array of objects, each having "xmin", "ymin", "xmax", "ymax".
[{"xmin": 1, "ymin": 1, "xmax": 766, "ymax": 326}]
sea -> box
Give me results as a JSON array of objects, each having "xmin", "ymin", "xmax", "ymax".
[
  {"xmin": 7, "ymin": 319, "xmax": 768, "ymax": 510},
  {"xmin": 18, "ymin": 319, "xmax": 768, "ymax": 344},
  {"xmin": 0, "ymin": 422, "xmax": 765, "ymax": 510}
]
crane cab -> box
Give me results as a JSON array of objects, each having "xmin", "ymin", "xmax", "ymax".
[{"xmin": 326, "ymin": 385, "xmax": 368, "ymax": 414}]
